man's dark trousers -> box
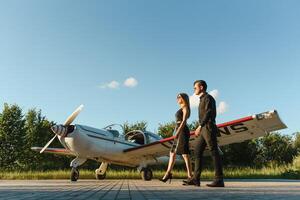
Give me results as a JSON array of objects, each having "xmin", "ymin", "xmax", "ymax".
[{"xmin": 193, "ymin": 122, "xmax": 223, "ymax": 181}]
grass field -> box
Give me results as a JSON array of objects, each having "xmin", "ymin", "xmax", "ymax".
[
  {"xmin": 1, "ymin": 157, "xmax": 299, "ymax": 180},
  {"xmin": 1, "ymin": 166, "xmax": 299, "ymax": 180}
]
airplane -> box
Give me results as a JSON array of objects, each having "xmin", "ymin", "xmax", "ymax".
[{"xmin": 31, "ymin": 105, "xmax": 287, "ymax": 181}]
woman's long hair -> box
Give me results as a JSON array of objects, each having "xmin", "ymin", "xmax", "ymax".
[{"xmin": 178, "ymin": 93, "xmax": 191, "ymax": 118}]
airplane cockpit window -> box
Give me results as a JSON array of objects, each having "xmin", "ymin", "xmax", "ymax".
[
  {"xmin": 107, "ymin": 129, "xmax": 119, "ymax": 137},
  {"xmin": 144, "ymin": 131, "xmax": 161, "ymax": 143},
  {"xmin": 125, "ymin": 130, "xmax": 146, "ymax": 145},
  {"xmin": 103, "ymin": 124, "xmax": 124, "ymax": 138}
]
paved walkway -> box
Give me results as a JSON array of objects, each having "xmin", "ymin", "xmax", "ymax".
[{"xmin": 0, "ymin": 179, "xmax": 300, "ymax": 200}]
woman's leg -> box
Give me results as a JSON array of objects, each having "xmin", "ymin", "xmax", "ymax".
[
  {"xmin": 182, "ymin": 154, "xmax": 193, "ymax": 178},
  {"xmin": 163, "ymin": 151, "xmax": 176, "ymax": 178}
]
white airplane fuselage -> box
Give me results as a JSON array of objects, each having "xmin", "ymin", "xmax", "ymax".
[{"xmin": 58, "ymin": 124, "xmax": 161, "ymax": 167}]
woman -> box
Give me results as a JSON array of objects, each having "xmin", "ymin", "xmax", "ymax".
[{"xmin": 159, "ymin": 93, "xmax": 193, "ymax": 183}]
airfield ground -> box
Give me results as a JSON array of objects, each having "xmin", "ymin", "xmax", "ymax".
[{"xmin": 0, "ymin": 179, "xmax": 299, "ymax": 200}]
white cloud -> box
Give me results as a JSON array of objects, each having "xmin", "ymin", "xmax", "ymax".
[
  {"xmin": 217, "ymin": 101, "xmax": 229, "ymax": 114},
  {"xmin": 189, "ymin": 93, "xmax": 200, "ymax": 108},
  {"xmin": 124, "ymin": 77, "xmax": 138, "ymax": 88},
  {"xmin": 189, "ymin": 89, "xmax": 219, "ymax": 108},
  {"xmin": 99, "ymin": 77, "xmax": 138, "ymax": 89},
  {"xmin": 209, "ymin": 89, "xmax": 219, "ymax": 99},
  {"xmin": 99, "ymin": 80, "xmax": 120, "ymax": 89},
  {"xmin": 189, "ymin": 89, "xmax": 229, "ymax": 115}
]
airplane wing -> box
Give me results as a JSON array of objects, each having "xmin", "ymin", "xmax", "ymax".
[
  {"xmin": 31, "ymin": 147, "xmax": 75, "ymax": 156},
  {"xmin": 123, "ymin": 110, "xmax": 287, "ymax": 159}
]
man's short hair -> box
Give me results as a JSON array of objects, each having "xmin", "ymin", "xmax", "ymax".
[{"xmin": 194, "ymin": 80, "xmax": 207, "ymax": 91}]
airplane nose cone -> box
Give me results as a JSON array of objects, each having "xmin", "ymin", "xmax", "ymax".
[
  {"xmin": 51, "ymin": 125, "xmax": 67, "ymax": 136},
  {"xmin": 51, "ymin": 125, "xmax": 59, "ymax": 134}
]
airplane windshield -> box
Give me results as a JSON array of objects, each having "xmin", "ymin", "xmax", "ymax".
[{"xmin": 103, "ymin": 124, "xmax": 125, "ymax": 138}]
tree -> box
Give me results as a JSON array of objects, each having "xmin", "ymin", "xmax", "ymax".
[
  {"xmin": 23, "ymin": 108, "xmax": 71, "ymax": 170},
  {"xmin": 26, "ymin": 108, "xmax": 77, "ymax": 170},
  {"xmin": 0, "ymin": 104, "xmax": 26, "ymax": 170},
  {"xmin": 256, "ymin": 132, "xmax": 298, "ymax": 166},
  {"xmin": 188, "ymin": 121, "xmax": 199, "ymax": 131},
  {"xmin": 157, "ymin": 121, "xmax": 176, "ymax": 138},
  {"xmin": 293, "ymin": 132, "xmax": 300, "ymax": 153},
  {"xmin": 222, "ymin": 140, "xmax": 259, "ymax": 167},
  {"xmin": 123, "ymin": 121, "xmax": 147, "ymax": 133},
  {"xmin": 157, "ymin": 121, "xmax": 199, "ymax": 139}
]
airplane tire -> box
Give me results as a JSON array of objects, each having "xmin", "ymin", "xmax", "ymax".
[
  {"xmin": 71, "ymin": 167, "xmax": 79, "ymax": 182},
  {"xmin": 141, "ymin": 168, "xmax": 152, "ymax": 181},
  {"xmin": 96, "ymin": 172, "xmax": 106, "ymax": 180}
]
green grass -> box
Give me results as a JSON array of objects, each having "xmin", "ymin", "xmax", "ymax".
[
  {"xmin": 1, "ymin": 166, "xmax": 299, "ymax": 180},
  {"xmin": 1, "ymin": 155, "xmax": 300, "ymax": 180}
]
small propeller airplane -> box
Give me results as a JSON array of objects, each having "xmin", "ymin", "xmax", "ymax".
[{"xmin": 32, "ymin": 105, "xmax": 287, "ymax": 181}]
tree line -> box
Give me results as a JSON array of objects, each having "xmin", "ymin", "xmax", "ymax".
[{"xmin": 0, "ymin": 103, "xmax": 299, "ymax": 171}]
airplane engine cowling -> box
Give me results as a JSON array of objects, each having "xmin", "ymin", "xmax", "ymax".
[{"xmin": 51, "ymin": 125, "xmax": 68, "ymax": 137}]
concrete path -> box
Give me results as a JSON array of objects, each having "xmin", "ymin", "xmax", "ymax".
[{"xmin": 0, "ymin": 179, "xmax": 299, "ymax": 200}]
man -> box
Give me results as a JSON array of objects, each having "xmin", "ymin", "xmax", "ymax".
[{"xmin": 184, "ymin": 80, "xmax": 224, "ymax": 187}]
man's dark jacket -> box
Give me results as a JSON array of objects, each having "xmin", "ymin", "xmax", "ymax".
[{"xmin": 198, "ymin": 92, "xmax": 216, "ymax": 127}]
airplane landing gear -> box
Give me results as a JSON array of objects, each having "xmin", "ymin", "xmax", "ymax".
[
  {"xmin": 95, "ymin": 162, "xmax": 108, "ymax": 180},
  {"xmin": 140, "ymin": 167, "xmax": 153, "ymax": 181},
  {"xmin": 71, "ymin": 167, "xmax": 79, "ymax": 182},
  {"xmin": 96, "ymin": 172, "xmax": 106, "ymax": 180},
  {"xmin": 70, "ymin": 157, "xmax": 86, "ymax": 182}
]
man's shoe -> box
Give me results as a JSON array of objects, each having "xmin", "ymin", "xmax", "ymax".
[
  {"xmin": 206, "ymin": 180, "xmax": 225, "ymax": 187},
  {"xmin": 182, "ymin": 178, "xmax": 200, "ymax": 187},
  {"xmin": 182, "ymin": 177, "xmax": 192, "ymax": 184}
]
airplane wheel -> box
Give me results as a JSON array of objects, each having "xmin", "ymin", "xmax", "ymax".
[
  {"xmin": 71, "ymin": 167, "xmax": 79, "ymax": 182},
  {"xmin": 141, "ymin": 168, "xmax": 152, "ymax": 181},
  {"xmin": 96, "ymin": 172, "xmax": 106, "ymax": 180}
]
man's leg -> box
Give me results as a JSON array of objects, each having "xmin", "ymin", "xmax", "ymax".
[
  {"xmin": 193, "ymin": 135, "xmax": 206, "ymax": 181},
  {"xmin": 211, "ymin": 138, "xmax": 223, "ymax": 181},
  {"xmin": 202, "ymin": 126, "xmax": 224, "ymax": 187},
  {"xmin": 183, "ymin": 135, "xmax": 206, "ymax": 186}
]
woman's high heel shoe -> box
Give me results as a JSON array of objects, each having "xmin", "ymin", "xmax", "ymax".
[{"xmin": 159, "ymin": 172, "xmax": 173, "ymax": 183}]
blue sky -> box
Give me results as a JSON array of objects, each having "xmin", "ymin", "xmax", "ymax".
[{"xmin": 0, "ymin": 0, "xmax": 299, "ymax": 135}]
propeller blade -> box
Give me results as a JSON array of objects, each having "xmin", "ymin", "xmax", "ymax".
[
  {"xmin": 63, "ymin": 104, "xmax": 84, "ymax": 126},
  {"xmin": 40, "ymin": 135, "xmax": 57, "ymax": 153}
]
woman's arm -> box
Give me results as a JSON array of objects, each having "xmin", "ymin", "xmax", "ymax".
[{"xmin": 175, "ymin": 107, "xmax": 188, "ymax": 138}]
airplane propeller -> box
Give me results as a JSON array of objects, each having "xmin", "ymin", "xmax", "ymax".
[{"xmin": 39, "ymin": 104, "xmax": 84, "ymax": 153}]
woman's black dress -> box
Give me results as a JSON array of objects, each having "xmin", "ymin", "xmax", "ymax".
[{"xmin": 170, "ymin": 108, "xmax": 190, "ymax": 155}]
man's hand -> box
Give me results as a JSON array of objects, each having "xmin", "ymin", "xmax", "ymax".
[{"xmin": 195, "ymin": 126, "xmax": 202, "ymax": 137}]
